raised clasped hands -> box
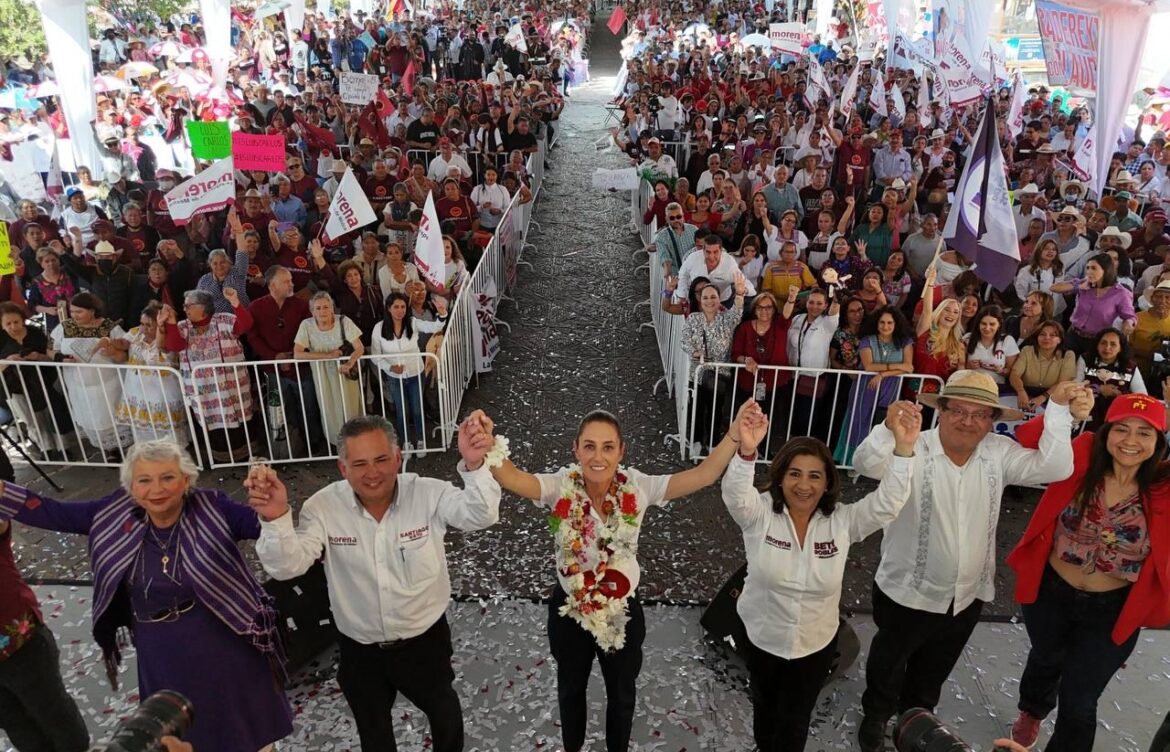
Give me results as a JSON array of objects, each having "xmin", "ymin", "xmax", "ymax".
[
  {"xmin": 245, "ymin": 464, "xmax": 290, "ymax": 522},
  {"xmin": 457, "ymin": 409, "xmax": 494, "ymax": 470},
  {"xmin": 733, "ymin": 400, "xmax": 768, "ymax": 454},
  {"xmin": 887, "ymin": 401, "xmax": 923, "ymax": 455}
]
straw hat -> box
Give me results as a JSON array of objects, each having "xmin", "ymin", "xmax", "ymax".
[{"xmin": 918, "ymin": 370, "xmax": 1023, "ymax": 421}]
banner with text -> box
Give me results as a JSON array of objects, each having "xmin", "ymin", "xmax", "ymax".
[
  {"xmin": 164, "ymin": 157, "xmax": 236, "ymax": 225},
  {"xmin": 768, "ymin": 23, "xmax": 807, "ymax": 56},
  {"xmin": 231, "ymin": 133, "xmax": 286, "ymax": 171},
  {"xmin": 475, "ymin": 277, "xmax": 500, "ymax": 374},
  {"xmin": 187, "ymin": 121, "xmax": 232, "ymax": 160},
  {"xmin": 1035, "ymin": 0, "xmax": 1098, "ymax": 92},
  {"xmin": 339, "ymin": 71, "xmax": 379, "ymax": 105}
]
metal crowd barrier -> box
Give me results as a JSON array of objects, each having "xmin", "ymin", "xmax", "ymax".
[
  {"xmin": 684, "ymin": 363, "xmax": 944, "ymax": 468},
  {"xmin": 0, "ymin": 360, "xmax": 200, "ymax": 467},
  {"xmin": 434, "ymin": 139, "xmax": 546, "ymax": 432},
  {"xmin": 406, "ymin": 148, "xmax": 509, "ymax": 188},
  {"xmin": 188, "ymin": 352, "xmax": 444, "ymax": 469}
]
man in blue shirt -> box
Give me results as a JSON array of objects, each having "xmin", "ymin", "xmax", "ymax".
[{"xmin": 270, "ymin": 175, "xmax": 308, "ymax": 230}]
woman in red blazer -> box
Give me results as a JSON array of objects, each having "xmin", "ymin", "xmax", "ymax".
[{"xmin": 1007, "ymin": 392, "xmax": 1170, "ymax": 751}]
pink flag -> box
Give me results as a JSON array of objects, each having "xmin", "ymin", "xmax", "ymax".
[{"xmin": 607, "ymin": 6, "xmax": 626, "ymax": 35}]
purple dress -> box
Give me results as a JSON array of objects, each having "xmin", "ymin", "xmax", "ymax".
[{"xmin": 129, "ymin": 524, "xmax": 293, "ymax": 752}]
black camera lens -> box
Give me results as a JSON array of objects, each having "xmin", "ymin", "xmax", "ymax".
[
  {"xmin": 894, "ymin": 709, "xmax": 972, "ymax": 752},
  {"xmin": 100, "ymin": 690, "xmax": 194, "ymax": 752}
]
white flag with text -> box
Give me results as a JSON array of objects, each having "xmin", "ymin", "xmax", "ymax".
[
  {"xmin": 323, "ymin": 168, "xmax": 376, "ymax": 241},
  {"xmin": 413, "ymin": 192, "xmax": 447, "ymax": 290}
]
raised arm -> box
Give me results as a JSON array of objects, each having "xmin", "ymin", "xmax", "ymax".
[
  {"xmin": 917, "ymin": 265, "xmax": 938, "ymax": 336},
  {"xmin": 663, "ymin": 399, "xmax": 758, "ymax": 501},
  {"xmin": 247, "ymin": 467, "xmax": 327, "ymax": 581},
  {"xmin": 0, "ymin": 481, "xmax": 105, "ymax": 535}
]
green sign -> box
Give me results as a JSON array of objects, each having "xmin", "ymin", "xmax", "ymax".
[
  {"xmin": 187, "ymin": 121, "xmax": 232, "ymax": 160},
  {"xmin": 0, "ymin": 222, "xmax": 12, "ymax": 276}
]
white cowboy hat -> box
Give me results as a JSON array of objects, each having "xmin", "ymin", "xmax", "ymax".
[
  {"xmin": 1098, "ymin": 225, "xmax": 1133, "ymax": 250},
  {"xmin": 1018, "ymin": 183, "xmax": 1040, "ymax": 195}
]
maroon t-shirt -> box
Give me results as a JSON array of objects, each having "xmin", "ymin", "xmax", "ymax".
[
  {"xmin": 147, "ymin": 189, "xmax": 179, "ymax": 237},
  {"xmin": 436, "ymin": 195, "xmax": 476, "ymax": 235}
]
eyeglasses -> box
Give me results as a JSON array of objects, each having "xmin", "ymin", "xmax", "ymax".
[
  {"xmin": 668, "ymin": 214, "xmax": 684, "ymax": 220},
  {"xmin": 135, "ymin": 599, "xmax": 195, "ymax": 624},
  {"xmin": 943, "ymin": 405, "xmax": 995, "ymax": 423},
  {"xmin": 1056, "ymin": 216, "xmax": 1074, "ymax": 222},
  {"xmin": 288, "ymin": 163, "xmax": 303, "ymax": 169},
  {"xmin": 755, "ymin": 304, "xmax": 775, "ymax": 311}
]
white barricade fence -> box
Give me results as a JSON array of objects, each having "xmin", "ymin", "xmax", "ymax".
[
  {"xmin": 187, "ymin": 352, "xmax": 444, "ymax": 468},
  {"xmin": 0, "ymin": 140, "xmax": 551, "ymax": 472},
  {"xmin": 0, "ymin": 360, "xmax": 200, "ymax": 467},
  {"xmin": 684, "ymin": 362, "xmax": 945, "ymax": 469}
]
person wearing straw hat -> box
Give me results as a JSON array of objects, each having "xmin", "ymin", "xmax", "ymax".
[
  {"xmin": 1039, "ymin": 206, "xmax": 1092, "ymax": 275},
  {"xmin": 854, "ymin": 371, "xmax": 1088, "ymax": 752}
]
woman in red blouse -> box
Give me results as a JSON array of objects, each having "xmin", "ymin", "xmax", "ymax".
[{"xmin": 1007, "ymin": 392, "xmax": 1170, "ymax": 751}]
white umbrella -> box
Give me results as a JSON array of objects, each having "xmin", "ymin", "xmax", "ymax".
[
  {"xmin": 93, "ymin": 74, "xmax": 129, "ymax": 93},
  {"xmin": 163, "ymin": 68, "xmax": 214, "ymax": 95},
  {"xmin": 174, "ymin": 46, "xmax": 208, "ymax": 64},
  {"xmin": 738, "ymin": 33, "xmax": 772, "ymax": 50},
  {"xmin": 148, "ymin": 39, "xmax": 189, "ymax": 58},
  {"xmin": 28, "ymin": 80, "xmax": 60, "ymax": 98}
]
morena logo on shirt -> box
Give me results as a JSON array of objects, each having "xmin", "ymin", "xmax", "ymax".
[
  {"xmin": 328, "ymin": 535, "xmax": 358, "ymax": 546},
  {"xmin": 248, "ymin": 264, "xmax": 261, "ymax": 277},
  {"xmin": 242, "ymin": 223, "xmax": 255, "ymax": 232},
  {"xmin": 448, "ymin": 206, "xmax": 464, "ymax": 217},
  {"xmin": 813, "ymin": 540, "xmax": 840, "ymax": 558},
  {"xmin": 375, "ymin": 186, "xmax": 387, "ymax": 196},
  {"xmin": 131, "ymin": 238, "xmax": 145, "ymax": 252},
  {"xmin": 765, "ymin": 534, "xmax": 791, "ymax": 551},
  {"xmin": 293, "ymin": 255, "xmax": 308, "ymax": 269}
]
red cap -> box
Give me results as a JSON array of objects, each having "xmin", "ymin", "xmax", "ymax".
[{"xmin": 1104, "ymin": 393, "xmax": 1167, "ymax": 432}]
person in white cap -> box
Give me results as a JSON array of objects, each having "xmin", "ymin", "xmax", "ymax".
[
  {"xmin": 854, "ymin": 371, "xmax": 1089, "ymax": 752},
  {"xmin": 1013, "ymin": 183, "xmax": 1046, "ymax": 239}
]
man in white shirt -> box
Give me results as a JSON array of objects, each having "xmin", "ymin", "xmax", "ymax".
[
  {"xmin": 427, "ymin": 137, "xmax": 473, "ymax": 182},
  {"xmin": 851, "ymin": 373, "xmax": 1087, "ymax": 752},
  {"xmin": 470, "ymin": 164, "xmax": 511, "ymax": 231},
  {"xmin": 638, "ymin": 137, "xmax": 678, "ymax": 179},
  {"xmin": 322, "ymin": 159, "xmax": 348, "ymax": 199},
  {"xmin": 673, "ymin": 234, "xmax": 757, "ymax": 305},
  {"xmin": 1012, "ymin": 183, "xmax": 1047, "ymax": 239},
  {"xmin": 248, "ymin": 413, "xmax": 500, "ymax": 752}
]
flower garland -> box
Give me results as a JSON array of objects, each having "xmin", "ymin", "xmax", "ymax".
[{"xmin": 548, "ymin": 464, "xmax": 640, "ymax": 652}]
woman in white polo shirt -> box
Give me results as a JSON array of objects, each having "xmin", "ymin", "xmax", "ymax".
[
  {"xmin": 485, "ymin": 401, "xmax": 767, "ymax": 752},
  {"xmin": 722, "ymin": 404, "xmax": 921, "ymax": 751}
]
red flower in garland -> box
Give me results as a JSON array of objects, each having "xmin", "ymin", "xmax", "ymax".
[
  {"xmin": 620, "ymin": 493, "xmax": 637, "ymax": 516},
  {"xmin": 553, "ymin": 498, "xmax": 572, "ymax": 519}
]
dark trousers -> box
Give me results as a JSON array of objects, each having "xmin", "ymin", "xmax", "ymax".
[
  {"xmin": 547, "ymin": 585, "xmax": 646, "ymax": 752},
  {"xmin": 0, "ymin": 624, "xmax": 89, "ymax": 752},
  {"xmin": 335, "ymin": 616, "xmax": 464, "ymax": 752},
  {"xmin": 740, "ymin": 624, "xmax": 837, "ymax": 752},
  {"xmin": 861, "ymin": 583, "xmax": 983, "ymax": 721},
  {"xmin": 1018, "ymin": 565, "xmax": 1138, "ymax": 752},
  {"xmin": 1152, "ymin": 708, "xmax": 1170, "ymax": 752}
]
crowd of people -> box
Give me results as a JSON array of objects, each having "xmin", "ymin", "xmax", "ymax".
[
  {"xmin": 625, "ymin": 4, "xmax": 1170, "ymax": 460},
  {"xmin": 1, "ymin": 1, "xmax": 1170, "ymax": 752},
  {"xmin": 0, "ymin": 0, "xmax": 584, "ymax": 464},
  {"xmin": 614, "ymin": 0, "xmax": 1170, "ymax": 750}
]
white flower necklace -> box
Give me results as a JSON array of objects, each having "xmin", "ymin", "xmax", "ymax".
[{"xmin": 548, "ymin": 464, "xmax": 641, "ymax": 652}]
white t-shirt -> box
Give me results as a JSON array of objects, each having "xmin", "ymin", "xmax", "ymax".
[
  {"xmin": 962, "ymin": 334, "xmax": 1020, "ymax": 384},
  {"xmin": 535, "ymin": 466, "xmax": 671, "ymax": 597}
]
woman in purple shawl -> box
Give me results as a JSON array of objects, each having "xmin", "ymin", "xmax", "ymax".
[{"xmin": 0, "ymin": 440, "xmax": 292, "ymax": 752}]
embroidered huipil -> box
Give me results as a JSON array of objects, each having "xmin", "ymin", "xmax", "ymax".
[{"xmin": 852, "ymin": 402, "xmax": 1075, "ymax": 613}]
